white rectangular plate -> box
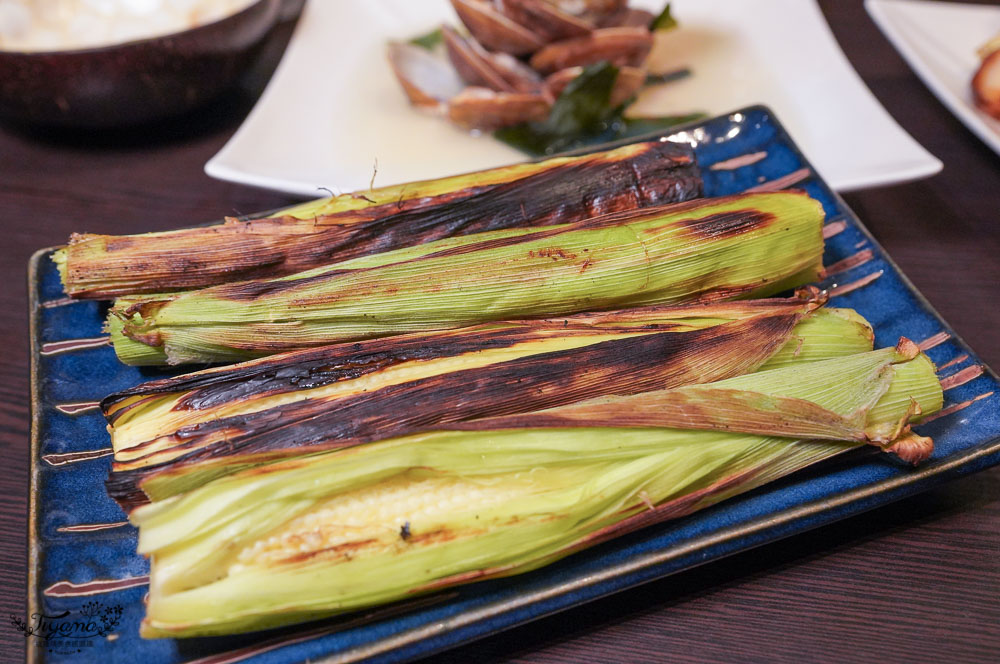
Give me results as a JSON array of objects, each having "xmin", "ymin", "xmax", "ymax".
[
  {"xmin": 206, "ymin": 0, "xmax": 942, "ymax": 196},
  {"xmin": 867, "ymin": 0, "xmax": 1000, "ymax": 156}
]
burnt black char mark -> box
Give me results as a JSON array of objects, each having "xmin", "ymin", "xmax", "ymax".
[
  {"xmin": 207, "ymin": 142, "xmax": 701, "ymax": 300},
  {"xmin": 106, "ymin": 313, "xmax": 798, "ymax": 510},
  {"xmin": 101, "ymin": 326, "xmax": 565, "ymax": 419},
  {"xmin": 677, "ymin": 209, "xmax": 777, "ymax": 240}
]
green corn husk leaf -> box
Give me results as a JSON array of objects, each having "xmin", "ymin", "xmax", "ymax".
[
  {"xmin": 131, "ymin": 342, "xmax": 941, "ymax": 638},
  {"xmin": 108, "ymin": 191, "xmax": 825, "ymax": 365},
  {"xmin": 53, "ymin": 139, "xmax": 700, "ymax": 299},
  {"xmin": 103, "ymin": 294, "xmax": 872, "ymax": 511}
]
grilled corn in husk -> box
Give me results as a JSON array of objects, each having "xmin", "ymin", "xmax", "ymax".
[
  {"xmin": 108, "ymin": 192, "xmax": 825, "ymax": 365},
  {"xmin": 103, "ymin": 293, "xmax": 873, "ymax": 510},
  {"xmin": 132, "ymin": 340, "xmax": 942, "ymax": 638},
  {"xmin": 54, "ymin": 140, "xmax": 700, "ymax": 299}
]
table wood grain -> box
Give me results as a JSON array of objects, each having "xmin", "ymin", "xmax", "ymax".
[{"xmin": 1, "ymin": 1, "xmax": 998, "ymax": 662}]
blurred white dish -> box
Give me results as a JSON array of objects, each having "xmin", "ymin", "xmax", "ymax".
[
  {"xmin": 867, "ymin": 0, "xmax": 1000, "ymax": 157},
  {"xmin": 206, "ymin": 0, "xmax": 941, "ymax": 196}
]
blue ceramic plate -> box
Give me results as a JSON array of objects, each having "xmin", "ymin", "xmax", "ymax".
[{"xmin": 27, "ymin": 106, "xmax": 1000, "ymax": 664}]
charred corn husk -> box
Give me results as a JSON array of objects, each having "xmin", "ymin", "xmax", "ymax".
[
  {"xmin": 103, "ymin": 294, "xmax": 873, "ymax": 511},
  {"xmin": 54, "ymin": 140, "xmax": 700, "ymax": 299},
  {"xmin": 108, "ymin": 192, "xmax": 825, "ymax": 365},
  {"xmin": 131, "ymin": 340, "xmax": 942, "ymax": 638}
]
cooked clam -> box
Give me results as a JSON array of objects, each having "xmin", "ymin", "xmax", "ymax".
[
  {"xmin": 597, "ymin": 6, "xmax": 655, "ymax": 28},
  {"xmin": 447, "ymin": 86, "xmax": 551, "ymax": 129},
  {"xmin": 442, "ymin": 25, "xmax": 514, "ymax": 91},
  {"xmin": 545, "ymin": 0, "xmax": 627, "ymax": 23},
  {"xmin": 442, "ymin": 25, "xmax": 544, "ymax": 94},
  {"xmin": 450, "ymin": 0, "xmax": 544, "ymax": 55},
  {"xmin": 529, "ymin": 27, "xmax": 653, "ymax": 73},
  {"xmin": 495, "ymin": 0, "xmax": 593, "ymax": 41},
  {"xmin": 489, "ymin": 51, "xmax": 546, "ymax": 93},
  {"xmin": 387, "ymin": 42, "xmax": 465, "ymax": 109}
]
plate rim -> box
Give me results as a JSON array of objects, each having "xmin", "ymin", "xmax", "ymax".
[
  {"xmin": 27, "ymin": 103, "xmax": 999, "ymax": 664},
  {"xmin": 866, "ymin": 0, "xmax": 1000, "ymax": 156},
  {"xmin": 26, "ymin": 247, "xmax": 43, "ymax": 664}
]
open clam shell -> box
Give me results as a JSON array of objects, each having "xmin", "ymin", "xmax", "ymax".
[
  {"xmin": 387, "ymin": 41, "xmax": 465, "ymax": 109},
  {"xmin": 546, "ymin": 0, "xmax": 627, "ymax": 23},
  {"xmin": 442, "ymin": 24, "xmax": 514, "ymax": 91},
  {"xmin": 447, "ymin": 86, "xmax": 551, "ymax": 129},
  {"xmin": 450, "ymin": 0, "xmax": 544, "ymax": 55},
  {"xmin": 495, "ymin": 0, "xmax": 593, "ymax": 41},
  {"xmin": 443, "ymin": 24, "xmax": 543, "ymax": 94},
  {"xmin": 490, "ymin": 51, "xmax": 546, "ymax": 93},
  {"xmin": 529, "ymin": 26, "xmax": 653, "ymax": 73},
  {"xmin": 598, "ymin": 6, "xmax": 655, "ymax": 28}
]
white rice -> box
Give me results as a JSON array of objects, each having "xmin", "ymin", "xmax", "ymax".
[{"xmin": 0, "ymin": 0, "xmax": 259, "ymax": 52}]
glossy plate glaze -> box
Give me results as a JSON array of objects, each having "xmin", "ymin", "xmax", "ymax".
[
  {"xmin": 28, "ymin": 106, "xmax": 999, "ymax": 664},
  {"xmin": 205, "ymin": 0, "xmax": 941, "ymax": 195}
]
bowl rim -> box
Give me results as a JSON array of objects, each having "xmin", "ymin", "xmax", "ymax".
[{"xmin": 0, "ymin": 0, "xmax": 277, "ymax": 57}]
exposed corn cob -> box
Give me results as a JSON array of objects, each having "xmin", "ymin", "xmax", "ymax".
[
  {"xmin": 108, "ymin": 192, "xmax": 825, "ymax": 365},
  {"xmin": 102, "ymin": 294, "xmax": 873, "ymax": 511},
  {"xmin": 53, "ymin": 140, "xmax": 700, "ymax": 299},
  {"xmin": 131, "ymin": 340, "xmax": 942, "ymax": 638}
]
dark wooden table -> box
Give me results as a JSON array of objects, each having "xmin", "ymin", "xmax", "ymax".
[{"xmin": 2, "ymin": 1, "xmax": 999, "ymax": 662}]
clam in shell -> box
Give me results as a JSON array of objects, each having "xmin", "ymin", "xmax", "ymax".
[
  {"xmin": 442, "ymin": 24, "xmax": 514, "ymax": 91},
  {"xmin": 529, "ymin": 27, "xmax": 653, "ymax": 74},
  {"xmin": 450, "ymin": 0, "xmax": 544, "ymax": 55},
  {"xmin": 489, "ymin": 51, "xmax": 546, "ymax": 93},
  {"xmin": 447, "ymin": 86, "xmax": 551, "ymax": 129},
  {"xmin": 495, "ymin": 0, "xmax": 593, "ymax": 41},
  {"xmin": 545, "ymin": 0, "xmax": 627, "ymax": 24},
  {"xmin": 597, "ymin": 6, "xmax": 655, "ymax": 28},
  {"xmin": 387, "ymin": 41, "xmax": 466, "ymax": 109},
  {"xmin": 442, "ymin": 24, "xmax": 543, "ymax": 94}
]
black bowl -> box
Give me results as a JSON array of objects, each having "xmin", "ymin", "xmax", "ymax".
[{"xmin": 0, "ymin": 0, "xmax": 285, "ymax": 129}]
